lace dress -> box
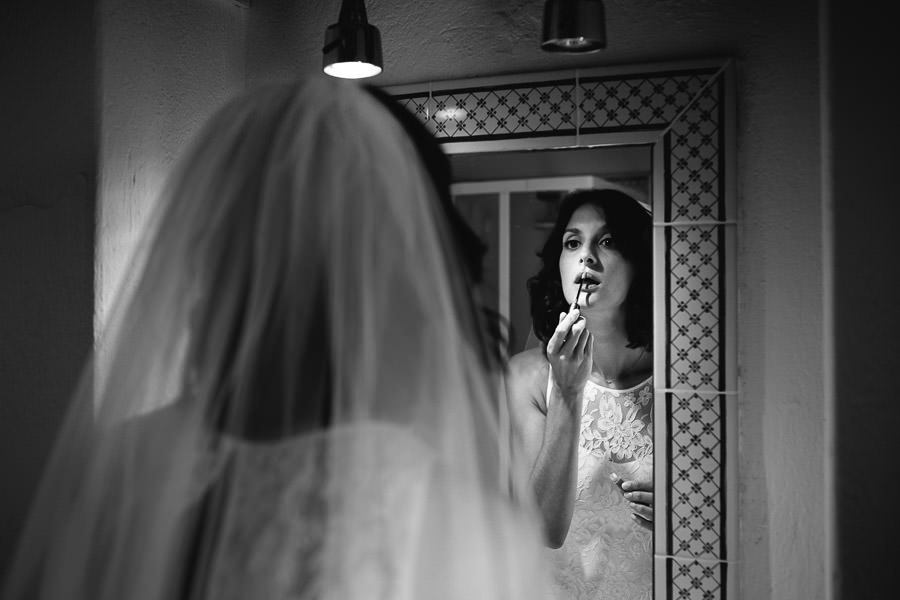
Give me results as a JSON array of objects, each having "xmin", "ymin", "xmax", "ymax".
[
  {"xmin": 197, "ymin": 423, "xmax": 433, "ymax": 600},
  {"xmin": 546, "ymin": 374, "xmax": 653, "ymax": 600},
  {"xmin": 186, "ymin": 422, "xmax": 548, "ymax": 600}
]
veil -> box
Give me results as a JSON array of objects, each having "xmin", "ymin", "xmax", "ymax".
[{"xmin": 3, "ymin": 78, "xmax": 547, "ymax": 600}]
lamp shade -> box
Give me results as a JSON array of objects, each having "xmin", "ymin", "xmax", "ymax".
[
  {"xmin": 541, "ymin": 0, "xmax": 607, "ymax": 53},
  {"xmin": 323, "ymin": 0, "xmax": 382, "ymax": 79}
]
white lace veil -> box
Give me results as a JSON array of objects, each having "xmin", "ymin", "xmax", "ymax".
[{"xmin": 4, "ymin": 78, "xmax": 547, "ymax": 600}]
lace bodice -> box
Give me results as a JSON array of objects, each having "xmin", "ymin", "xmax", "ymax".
[
  {"xmin": 189, "ymin": 422, "xmax": 548, "ymax": 600},
  {"xmin": 547, "ymin": 375, "xmax": 654, "ymax": 600},
  {"xmin": 196, "ymin": 424, "xmax": 432, "ymax": 600}
]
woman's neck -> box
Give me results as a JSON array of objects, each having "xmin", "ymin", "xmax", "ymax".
[
  {"xmin": 583, "ymin": 309, "xmax": 649, "ymax": 387},
  {"xmin": 581, "ymin": 305, "xmax": 626, "ymax": 343}
]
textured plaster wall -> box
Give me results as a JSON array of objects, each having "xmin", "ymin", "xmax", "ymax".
[
  {"xmin": 0, "ymin": 3, "xmax": 96, "ymax": 573},
  {"xmin": 736, "ymin": 4, "xmax": 823, "ymax": 597},
  {"xmin": 1, "ymin": 0, "xmax": 249, "ymax": 576},
  {"xmin": 245, "ymin": 1, "xmax": 824, "ymax": 598},
  {"xmin": 97, "ymin": 0, "xmax": 247, "ymax": 329}
]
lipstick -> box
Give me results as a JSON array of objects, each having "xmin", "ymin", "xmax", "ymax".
[{"xmin": 574, "ymin": 264, "xmax": 588, "ymax": 310}]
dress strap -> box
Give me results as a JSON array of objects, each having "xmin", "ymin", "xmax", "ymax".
[{"xmin": 545, "ymin": 366, "xmax": 554, "ymax": 410}]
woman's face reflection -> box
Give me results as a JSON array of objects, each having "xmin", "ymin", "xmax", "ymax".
[{"xmin": 559, "ymin": 203, "xmax": 634, "ymax": 311}]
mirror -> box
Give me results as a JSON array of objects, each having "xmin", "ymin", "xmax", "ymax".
[{"xmin": 388, "ymin": 58, "xmax": 737, "ymax": 599}]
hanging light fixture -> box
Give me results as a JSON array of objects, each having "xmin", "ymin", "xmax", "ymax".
[
  {"xmin": 322, "ymin": 0, "xmax": 383, "ymax": 79},
  {"xmin": 541, "ymin": 0, "xmax": 607, "ymax": 53}
]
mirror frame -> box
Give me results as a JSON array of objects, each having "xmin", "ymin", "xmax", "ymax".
[{"xmin": 388, "ymin": 57, "xmax": 738, "ymax": 599}]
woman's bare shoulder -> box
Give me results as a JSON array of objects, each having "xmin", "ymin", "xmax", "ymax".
[{"xmin": 508, "ymin": 347, "xmax": 550, "ymax": 388}]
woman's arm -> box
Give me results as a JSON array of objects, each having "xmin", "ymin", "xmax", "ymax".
[{"xmin": 507, "ymin": 309, "xmax": 592, "ymax": 548}]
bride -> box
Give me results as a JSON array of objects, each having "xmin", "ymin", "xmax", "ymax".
[
  {"xmin": 508, "ymin": 188, "xmax": 654, "ymax": 599},
  {"xmin": 3, "ymin": 78, "xmax": 547, "ymax": 600}
]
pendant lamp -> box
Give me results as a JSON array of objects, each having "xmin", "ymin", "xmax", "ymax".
[
  {"xmin": 541, "ymin": 0, "xmax": 607, "ymax": 53},
  {"xmin": 322, "ymin": 0, "xmax": 382, "ymax": 79}
]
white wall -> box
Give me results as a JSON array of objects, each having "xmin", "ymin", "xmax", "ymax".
[
  {"xmin": 734, "ymin": 3, "xmax": 823, "ymax": 598},
  {"xmin": 97, "ymin": 0, "xmax": 247, "ymax": 329}
]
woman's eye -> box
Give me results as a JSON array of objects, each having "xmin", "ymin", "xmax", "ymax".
[
  {"xmin": 598, "ymin": 237, "xmax": 614, "ymax": 248},
  {"xmin": 563, "ymin": 239, "xmax": 580, "ymax": 250}
]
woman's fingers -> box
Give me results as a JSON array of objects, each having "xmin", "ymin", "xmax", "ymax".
[
  {"xmin": 559, "ymin": 317, "xmax": 587, "ymax": 358},
  {"xmin": 574, "ymin": 323, "xmax": 590, "ymax": 357},
  {"xmin": 624, "ymin": 491, "xmax": 652, "ymax": 505},
  {"xmin": 631, "ymin": 513, "xmax": 653, "ymax": 530},
  {"xmin": 548, "ymin": 308, "xmax": 582, "ymax": 355},
  {"xmin": 621, "ymin": 479, "xmax": 653, "ymax": 493},
  {"xmin": 547, "ymin": 310, "xmax": 591, "ymax": 402},
  {"xmin": 629, "ymin": 502, "xmax": 653, "ymax": 522},
  {"xmin": 622, "ymin": 481, "xmax": 654, "ymax": 527},
  {"xmin": 546, "ymin": 314, "xmax": 564, "ymax": 354}
]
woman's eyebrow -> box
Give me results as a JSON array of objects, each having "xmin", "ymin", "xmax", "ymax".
[{"xmin": 564, "ymin": 225, "xmax": 610, "ymax": 235}]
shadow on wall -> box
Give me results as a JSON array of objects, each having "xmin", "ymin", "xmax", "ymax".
[{"xmin": 0, "ymin": 2, "xmax": 97, "ymax": 577}]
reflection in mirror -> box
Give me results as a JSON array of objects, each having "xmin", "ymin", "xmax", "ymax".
[
  {"xmin": 450, "ymin": 145, "xmax": 651, "ymax": 353},
  {"xmin": 393, "ymin": 59, "xmax": 737, "ymax": 599},
  {"xmin": 451, "ymin": 145, "xmax": 655, "ymax": 599}
]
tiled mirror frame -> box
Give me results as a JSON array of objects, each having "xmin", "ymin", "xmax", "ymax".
[{"xmin": 388, "ymin": 57, "xmax": 738, "ymax": 600}]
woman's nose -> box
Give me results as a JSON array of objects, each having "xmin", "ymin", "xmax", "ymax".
[{"xmin": 579, "ymin": 253, "xmax": 596, "ymax": 266}]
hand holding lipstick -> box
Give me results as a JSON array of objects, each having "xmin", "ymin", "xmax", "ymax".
[{"xmin": 545, "ymin": 299, "xmax": 593, "ymax": 407}]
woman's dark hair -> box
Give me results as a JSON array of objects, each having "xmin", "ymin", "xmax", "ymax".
[
  {"xmin": 364, "ymin": 86, "xmax": 487, "ymax": 284},
  {"xmin": 364, "ymin": 85, "xmax": 507, "ymax": 367},
  {"xmin": 528, "ymin": 188, "xmax": 652, "ymax": 351},
  {"xmin": 204, "ymin": 85, "xmax": 503, "ymax": 443}
]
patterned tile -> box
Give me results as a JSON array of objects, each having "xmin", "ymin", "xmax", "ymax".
[
  {"xmin": 668, "ymin": 226, "xmax": 722, "ymax": 391},
  {"xmin": 428, "ymin": 82, "xmax": 577, "ymax": 139},
  {"xmin": 670, "ymin": 393, "xmax": 724, "ymax": 560},
  {"xmin": 669, "ymin": 84, "xmax": 723, "ymax": 221},
  {"xmin": 671, "ymin": 559, "xmax": 724, "ymax": 600},
  {"xmin": 579, "ymin": 73, "xmax": 712, "ymax": 131}
]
